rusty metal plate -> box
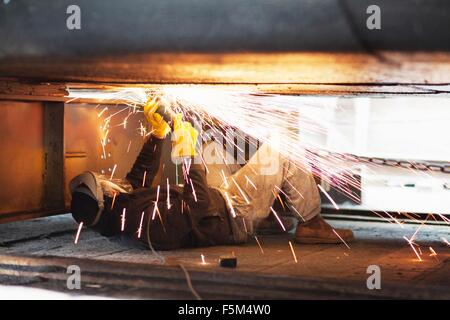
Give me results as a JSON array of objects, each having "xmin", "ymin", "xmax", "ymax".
[{"xmin": 0, "ymin": 101, "xmax": 44, "ymax": 215}]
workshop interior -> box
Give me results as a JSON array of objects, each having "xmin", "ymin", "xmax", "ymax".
[{"xmin": 0, "ymin": 0, "xmax": 449, "ymax": 301}]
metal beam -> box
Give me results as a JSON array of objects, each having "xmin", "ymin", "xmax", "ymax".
[
  {"xmin": 2, "ymin": 52, "xmax": 450, "ymax": 86},
  {"xmin": 0, "ymin": 254, "xmax": 449, "ymax": 299},
  {"xmin": 43, "ymin": 102, "xmax": 65, "ymax": 210}
]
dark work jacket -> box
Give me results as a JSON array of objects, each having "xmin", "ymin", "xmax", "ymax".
[{"xmin": 94, "ymin": 137, "xmax": 238, "ymax": 250}]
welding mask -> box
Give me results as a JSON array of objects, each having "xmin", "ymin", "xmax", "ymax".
[{"xmin": 69, "ymin": 171, "xmax": 105, "ymax": 227}]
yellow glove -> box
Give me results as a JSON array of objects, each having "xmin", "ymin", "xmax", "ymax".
[
  {"xmin": 171, "ymin": 113, "xmax": 199, "ymax": 158},
  {"xmin": 143, "ymin": 98, "xmax": 170, "ymax": 139}
]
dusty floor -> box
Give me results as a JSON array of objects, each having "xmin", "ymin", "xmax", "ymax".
[{"xmin": 0, "ymin": 214, "xmax": 448, "ymax": 299}]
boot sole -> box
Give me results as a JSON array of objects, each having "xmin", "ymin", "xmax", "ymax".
[{"xmin": 294, "ymin": 236, "xmax": 355, "ymax": 244}]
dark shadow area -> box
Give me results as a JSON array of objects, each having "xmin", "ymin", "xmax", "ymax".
[{"xmin": 1, "ymin": 0, "xmax": 450, "ymax": 61}]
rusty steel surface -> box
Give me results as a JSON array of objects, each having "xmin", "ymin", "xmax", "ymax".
[
  {"xmin": 0, "ymin": 101, "xmax": 45, "ymax": 215},
  {"xmin": 0, "ymin": 100, "xmax": 66, "ymax": 219}
]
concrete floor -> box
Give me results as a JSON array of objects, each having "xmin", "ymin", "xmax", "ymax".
[{"xmin": 0, "ymin": 214, "xmax": 449, "ymax": 299}]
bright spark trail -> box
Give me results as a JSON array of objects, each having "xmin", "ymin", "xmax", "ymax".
[
  {"xmin": 121, "ymin": 208, "xmax": 126, "ymax": 232},
  {"xmin": 111, "ymin": 192, "xmax": 117, "ymax": 210},
  {"xmin": 317, "ymin": 184, "xmax": 340, "ymax": 210},
  {"xmin": 332, "ymin": 229, "xmax": 351, "ymax": 250},
  {"xmin": 137, "ymin": 211, "xmax": 145, "ymax": 239},
  {"xmin": 254, "ymin": 235, "xmax": 264, "ymax": 255},
  {"xmin": 403, "ymin": 236, "xmax": 422, "ymax": 261},
  {"xmin": 288, "ymin": 241, "xmax": 298, "ymax": 263},
  {"xmin": 74, "ymin": 222, "xmax": 83, "ymax": 244},
  {"xmin": 270, "ymin": 206, "xmax": 286, "ymax": 232}
]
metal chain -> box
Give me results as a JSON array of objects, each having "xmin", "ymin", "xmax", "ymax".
[
  {"xmin": 208, "ymin": 127, "xmax": 450, "ymax": 175},
  {"xmin": 307, "ymin": 149, "xmax": 450, "ymax": 174}
]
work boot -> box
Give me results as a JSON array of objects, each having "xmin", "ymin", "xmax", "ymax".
[
  {"xmin": 256, "ymin": 216, "xmax": 296, "ymax": 234},
  {"xmin": 295, "ymin": 215, "xmax": 354, "ymax": 244}
]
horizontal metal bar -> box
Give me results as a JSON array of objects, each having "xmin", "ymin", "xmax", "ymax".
[
  {"xmin": 1, "ymin": 254, "xmax": 449, "ymax": 299},
  {"xmin": 0, "ymin": 209, "xmax": 68, "ymax": 225},
  {"xmin": 2, "ymin": 52, "xmax": 450, "ymax": 85},
  {"xmin": 65, "ymin": 151, "xmax": 87, "ymax": 159}
]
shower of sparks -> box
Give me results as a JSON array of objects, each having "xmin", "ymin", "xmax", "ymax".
[
  {"xmin": 121, "ymin": 208, "xmax": 126, "ymax": 232},
  {"xmin": 254, "ymin": 235, "xmax": 264, "ymax": 255},
  {"xmin": 66, "ymin": 86, "xmax": 449, "ymax": 251},
  {"xmin": 137, "ymin": 211, "xmax": 145, "ymax": 238},
  {"xmin": 68, "ymin": 86, "xmax": 361, "ymax": 204},
  {"xmin": 74, "ymin": 222, "xmax": 83, "ymax": 244},
  {"xmin": 156, "ymin": 86, "xmax": 363, "ymax": 203},
  {"xmin": 66, "ymin": 86, "xmax": 439, "ymax": 217},
  {"xmin": 332, "ymin": 229, "xmax": 351, "ymax": 250},
  {"xmin": 270, "ymin": 206, "xmax": 286, "ymax": 231},
  {"xmin": 288, "ymin": 241, "xmax": 298, "ymax": 263}
]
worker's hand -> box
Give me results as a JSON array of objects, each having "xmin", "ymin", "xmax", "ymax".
[
  {"xmin": 143, "ymin": 98, "xmax": 171, "ymax": 139},
  {"xmin": 171, "ymin": 113, "xmax": 199, "ymax": 158}
]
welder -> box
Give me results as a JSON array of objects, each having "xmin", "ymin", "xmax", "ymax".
[{"xmin": 69, "ymin": 99, "xmax": 354, "ymax": 250}]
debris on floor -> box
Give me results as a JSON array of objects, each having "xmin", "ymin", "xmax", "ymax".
[{"xmin": 0, "ymin": 214, "xmax": 448, "ymax": 299}]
